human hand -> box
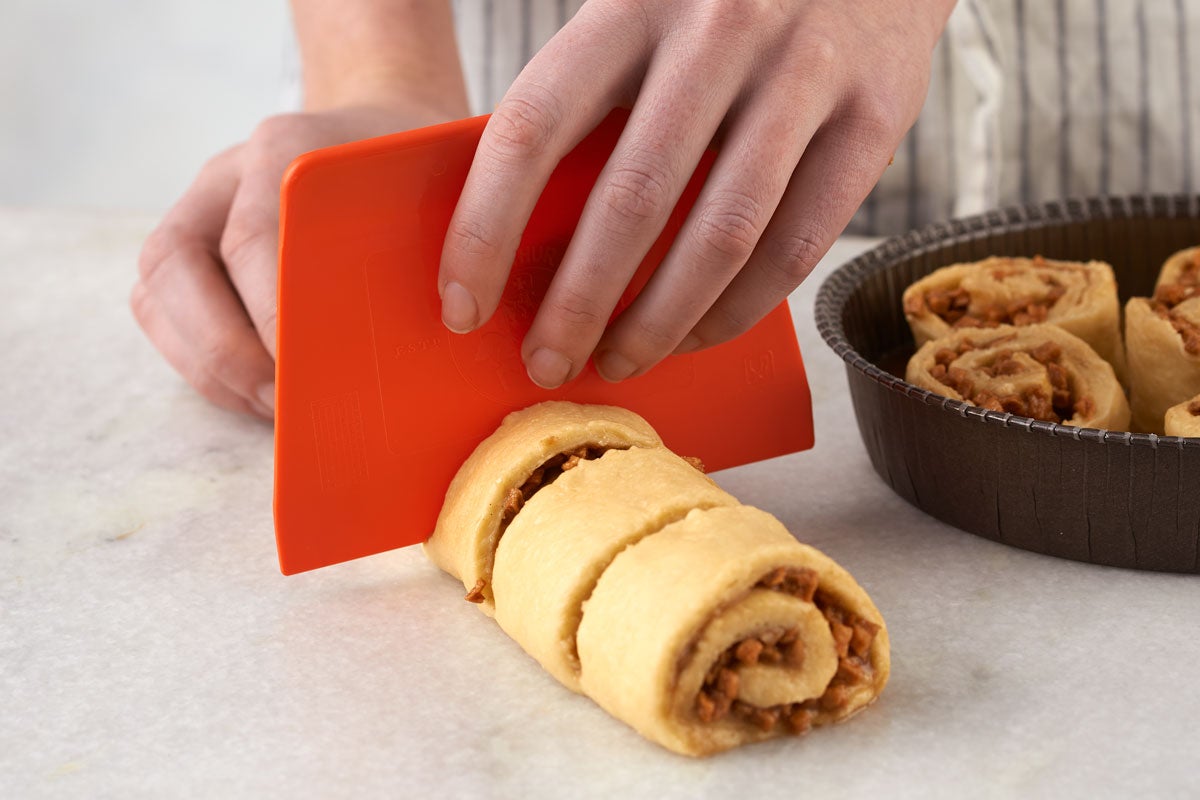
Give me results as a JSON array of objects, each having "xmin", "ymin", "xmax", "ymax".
[
  {"xmin": 132, "ymin": 103, "xmax": 461, "ymax": 419},
  {"xmin": 439, "ymin": 0, "xmax": 953, "ymax": 388}
]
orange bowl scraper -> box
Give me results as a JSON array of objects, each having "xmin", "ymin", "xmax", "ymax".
[{"xmin": 274, "ymin": 110, "xmax": 814, "ymax": 574}]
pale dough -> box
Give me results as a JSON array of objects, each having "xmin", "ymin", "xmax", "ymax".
[
  {"xmin": 424, "ymin": 401, "xmax": 661, "ymax": 615},
  {"xmin": 576, "ymin": 505, "xmax": 889, "ymax": 757},
  {"xmin": 1125, "ymin": 298, "xmax": 1200, "ymax": 434},
  {"xmin": 906, "ymin": 323, "xmax": 1131, "ymax": 431},
  {"xmin": 902, "ymin": 256, "xmax": 1125, "ymax": 382},
  {"xmin": 1155, "ymin": 246, "xmax": 1200, "ymax": 292},
  {"xmin": 1164, "ymin": 394, "xmax": 1200, "ymax": 438},
  {"xmin": 493, "ymin": 446, "xmax": 738, "ymax": 691},
  {"xmin": 426, "ymin": 402, "xmax": 890, "ymax": 757}
]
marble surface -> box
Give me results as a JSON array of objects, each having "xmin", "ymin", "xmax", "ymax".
[{"xmin": 2, "ymin": 208, "xmax": 1198, "ymax": 798}]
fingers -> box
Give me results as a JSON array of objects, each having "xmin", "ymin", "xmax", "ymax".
[
  {"xmin": 677, "ymin": 119, "xmax": 896, "ymax": 353},
  {"xmin": 130, "ymin": 281, "xmax": 265, "ymax": 417},
  {"xmin": 518, "ymin": 30, "xmax": 752, "ymax": 387},
  {"xmin": 437, "ymin": 4, "xmax": 650, "ymax": 341},
  {"xmin": 132, "ymin": 147, "xmax": 276, "ymax": 418},
  {"xmin": 141, "ymin": 240, "xmax": 278, "ymax": 417},
  {"xmin": 445, "ymin": 1, "xmax": 763, "ymax": 388},
  {"xmin": 439, "ymin": 0, "xmax": 931, "ymax": 387},
  {"xmin": 591, "ymin": 84, "xmax": 828, "ymax": 381},
  {"xmin": 219, "ymin": 118, "xmax": 299, "ymax": 358}
]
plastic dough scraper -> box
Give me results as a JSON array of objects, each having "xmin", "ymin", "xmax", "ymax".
[{"xmin": 274, "ymin": 109, "xmax": 815, "ymax": 575}]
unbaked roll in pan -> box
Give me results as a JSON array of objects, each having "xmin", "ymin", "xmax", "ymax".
[
  {"xmin": 425, "ymin": 401, "xmax": 889, "ymax": 757},
  {"xmin": 1125, "ymin": 247, "xmax": 1200, "ymax": 434},
  {"xmin": 1154, "ymin": 245, "xmax": 1200, "ymax": 304},
  {"xmin": 906, "ymin": 323, "xmax": 1130, "ymax": 431},
  {"xmin": 902, "ymin": 256, "xmax": 1125, "ymax": 381},
  {"xmin": 1164, "ymin": 394, "xmax": 1200, "ymax": 438}
]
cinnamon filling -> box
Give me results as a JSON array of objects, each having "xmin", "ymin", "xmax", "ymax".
[
  {"xmin": 464, "ymin": 579, "xmax": 487, "ymax": 604},
  {"xmin": 1152, "ymin": 253, "xmax": 1200, "ymax": 354},
  {"xmin": 908, "ymin": 260, "xmax": 1068, "ymax": 330},
  {"xmin": 498, "ymin": 445, "xmax": 611, "ymax": 529},
  {"xmin": 1150, "ymin": 301, "xmax": 1200, "ymax": 356},
  {"xmin": 693, "ymin": 569, "xmax": 880, "ymax": 735},
  {"xmin": 465, "ymin": 447, "xmax": 706, "ymax": 603},
  {"xmin": 930, "ymin": 339, "xmax": 1094, "ymax": 423},
  {"xmin": 1154, "ymin": 250, "xmax": 1200, "ymax": 308},
  {"xmin": 1189, "ymin": 400, "xmax": 1200, "ymax": 417},
  {"xmin": 464, "ymin": 445, "xmax": 612, "ymax": 603}
]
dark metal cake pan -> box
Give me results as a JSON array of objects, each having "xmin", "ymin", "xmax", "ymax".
[{"xmin": 815, "ymin": 196, "xmax": 1200, "ymax": 573}]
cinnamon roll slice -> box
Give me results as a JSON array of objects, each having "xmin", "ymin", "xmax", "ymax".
[
  {"xmin": 906, "ymin": 323, "xmax": 1130, "ymax": 430},
  {"xmin": 1164, "ymin": 394, "xmax": 1200, "ymax": 438},
  {"xmin": 902, "ymin": 256, "xmax": 1125, "ymax": 382},
  {"xmin": 424, "ymin": 401, "xmax": 662, "ymax": 615},
  {"xmin": 1126, "ymin": 247, "xmax": 1200, "ymax": 434},
  {"xmin": 426, "ymin": 402, "xmax": 889, "ymax": 756},
  {"xmin": 493, "ymin": 446, "xmax": 737, "ymax": 691},
  {"xmin": 576, "ymin": 505, "xmax": 888, "ymax": 757}
]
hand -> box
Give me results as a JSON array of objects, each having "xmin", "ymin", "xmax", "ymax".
[
  {"xmin": 132, "ymin": 103, "xmax": 461, "ymax": 418},
  {"xmin": 439, "ymin": 0, "xmax": 952, "ymax": 388}
]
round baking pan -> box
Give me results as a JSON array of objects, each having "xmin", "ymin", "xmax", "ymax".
[{"xmin": 815, "ymin": 195, "xmax": 1200, "ymax": 573}]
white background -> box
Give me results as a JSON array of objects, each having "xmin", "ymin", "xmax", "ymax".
[{"xmin": 1, "ymin": 1, "xmax": 293, "ymax": 212}]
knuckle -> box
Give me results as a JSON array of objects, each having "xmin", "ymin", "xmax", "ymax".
[
  {"xmin": 217, "ymin": 226, "xmax": 279, "ymax": 345},
  {"xmin": 218, "ymin": 223, "xmax": 271, "ymax": 271},
  {"xmin": 197, "ymin": 330, "xmax": 244, "ymax": 385},
  {"xmin": 629, "ymin": 316, "xmax": 679, "ymax": 353},
  {"xmin": 128, "ymin": 281, "xmax": 152, "ymax": 326},
  {"xmin": 695, "ymin": 1, "xmax": 745, "ymax": 35},
  {"xmin": 446, "ymin": 211, "xmax": 503, "ymax": 261},
  {"xmin": 250, "ymin": 112, "xmax": 303, "ymax": 145},
  {"xmin": 690, "ymin": 191, "xmax": 765, "ymax": 264},
  {"xmin": 846, "ymin": 92, "xmax": 908, "ymax": 142},
  {"xmin": 137, "ymin": 225, "xmax": 179, "ymax": 284},
  {"xmin": 190, "ymin": 370, "xmax": 228, "ymax": 404},
  {"xmin": 486, "ymin": 91, "xmax": 562, "ymax": 163},
  {"xmin": 244, "ymin": 115, "xmax": 313, "ymax": 171},
  {"xmin": 803, "ymin": 35, "xmax": 840, "ymax": 75},
  {"xmin": 553, "ymin": 287, "xmax": 606, "ymax": 330},
  {"xmin": 601, "ymin": 155, "xmax": 673, "ymax": 229},
  {"xmin": 703, "ymin": 300, "xmax": 754, "ymax": 344},
  {"xmin": 699, "ymin": 0, "xmax": 775, "ymax": 34},
  {"xmin": 762, "ymin": 228, "xmax": 826, "ymax": 288}
]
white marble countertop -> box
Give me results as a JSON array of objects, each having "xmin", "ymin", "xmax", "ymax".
[{"xmin": 3, "ymin": 208, "xmax": 1198, "ymax": 798}]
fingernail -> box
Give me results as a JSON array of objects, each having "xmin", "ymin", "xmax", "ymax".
[
  {"xmin": 527, "ymin": 348, "xmax": 573, "ymax": 389},
  {"xmin": 596, "ymin": 350, "xmax": 639, "ymax": 382},
  {"xmin": 441, "ymin": 281, "xmax": 478, "ymax": 333},
  {"xmin": 673, "ymin": 334, "xmax": 703, "ymax": 355},
  {"xmin": 256, "ymin": 382, "xmax": 276, "ymax": 413}
]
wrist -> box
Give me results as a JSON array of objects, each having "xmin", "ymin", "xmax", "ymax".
[
  {"xmin": 303, "ymin": 66, "xmax": 470, "ymax": 121},
  {"xmin": 291, "ymin": 0, "xmax": 470, "ymax": 120}
]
